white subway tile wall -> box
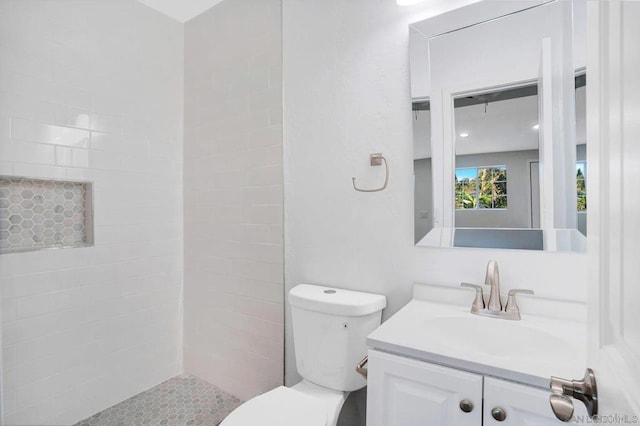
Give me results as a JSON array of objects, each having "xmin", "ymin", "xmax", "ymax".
[
  {"xmin": 0, "ymin": 1, "xmax": 184, "ymax": 424},
  {"xmin": 183, "ymin": 0, "xmax": 284, "ymax": 401}
]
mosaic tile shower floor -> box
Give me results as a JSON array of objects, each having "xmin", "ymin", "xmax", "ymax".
[{"xmin": 75, "ymin": 374, "xmax": 242, "ymax": 426}]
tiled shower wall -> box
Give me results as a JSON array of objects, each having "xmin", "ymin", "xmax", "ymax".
[
  {"xmin": 0, "ymin": 1, "xmax": 184, "ymax": 424},
  {"xmin": 183, "ymin": 0, "xmax": 284, "ymax": 401}
]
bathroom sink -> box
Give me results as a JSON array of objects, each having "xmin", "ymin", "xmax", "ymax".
[
  {"xmin": 422, "ymin": 316, "xmax": 569, "ymax": 359},
  {"xmin": 367, "ymin": 287, "xmax": 587, "ymax": 389}
]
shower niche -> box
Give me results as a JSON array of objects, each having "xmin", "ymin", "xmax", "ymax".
[{"xmin": 0, "ymin": 177, "xmax": 94, "ymax": 254}]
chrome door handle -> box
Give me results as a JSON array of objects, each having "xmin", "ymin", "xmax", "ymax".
[
  {"xmin": 550, "ymin": 368, "xmax": 598, "ymax": 422},
  {"xmin": 550, "ymin": 394, "xmax": 574, "ymax": 422}
]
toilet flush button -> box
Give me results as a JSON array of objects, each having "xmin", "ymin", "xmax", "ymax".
[{"xmin": 324, "ymin": 290, "xmax": 336, "ymax": 294}]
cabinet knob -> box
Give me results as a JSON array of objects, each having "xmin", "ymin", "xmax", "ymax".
[
  {"xmin": 491, "ymin": 407, "xmax": 507, "ymax": 421},
  {"xmin": 459, "ymin": 399, "xmax": 474, "ymax": 413}
]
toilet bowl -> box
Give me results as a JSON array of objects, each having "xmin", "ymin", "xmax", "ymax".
[
  {"xmin": 221, "ymin": 380, "xmax": 345, "ymax": 426},
  {"xmin": 220, "ymin": 284, "xmax": 386, "ymax": 426}
]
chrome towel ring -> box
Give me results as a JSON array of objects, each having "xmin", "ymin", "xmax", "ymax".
[{"xmin": 352, "ymin": 153, "xmax": 389, "ymax": 192}]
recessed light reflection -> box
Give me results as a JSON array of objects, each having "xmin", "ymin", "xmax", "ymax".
[
  {"xmin": 532, "ymin": 124, "xmax": 540, "ymax": 130},
  {"xmin": 459, "ymin": 132, "xmax": 470, "ymax": 138},
  {"xmin": 397, "ymin": 0, "xmax": 424, "ymax": 5}
]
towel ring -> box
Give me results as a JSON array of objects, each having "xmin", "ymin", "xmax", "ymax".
[{"xmin": 352, "ymin": 153, "xmax": 389, "ymax": 192}]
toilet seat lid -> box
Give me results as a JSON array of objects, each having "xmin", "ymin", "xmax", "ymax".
[{"xmin": 221, "ymin": 386, "xmax": 327, "ymax": 426}]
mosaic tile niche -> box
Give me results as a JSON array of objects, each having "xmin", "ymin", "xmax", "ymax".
[{"xmin": 0, "ymin": 177, "xmax": 93, "ymax": 254}]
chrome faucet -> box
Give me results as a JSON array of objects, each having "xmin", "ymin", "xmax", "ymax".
[
  {"xmin": 461, "ymin": 260, "xmax": 534, "ymax": 321},
  {"xmin": 485, "ymin": 259, "xmax": 502, "ymax": 312}
]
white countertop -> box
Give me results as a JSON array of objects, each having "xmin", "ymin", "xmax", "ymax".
[{"xmin": 367, "ymin": 284, "xmax": 587, "ymax": 389}]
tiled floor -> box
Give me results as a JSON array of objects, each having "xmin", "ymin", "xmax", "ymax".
[{"xmin": 75, "ymin": 375, "xmax": 242, "ymax": 426}]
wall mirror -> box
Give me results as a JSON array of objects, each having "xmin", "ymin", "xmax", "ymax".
[{"xmin": 410, "ymin": 0, "xmax": 586, "ymax": 251}]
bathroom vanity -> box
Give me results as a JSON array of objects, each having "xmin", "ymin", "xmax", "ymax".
[{"xmin": 365, "ymin": 283, "xmax": 588, "ymax": 425}]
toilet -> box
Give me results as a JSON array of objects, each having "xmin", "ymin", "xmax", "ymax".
[{"xmin": 221, "ymin": 284, "xmax": 386, "ymax": 426}]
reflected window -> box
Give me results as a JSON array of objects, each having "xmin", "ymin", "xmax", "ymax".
[
  {"xmin": 456, "ymin": 166, "xmax": 508, "ymax": 210},
  {"xmin": 577, "ymin": 161, "xmax": 587, "ymax": 211}
]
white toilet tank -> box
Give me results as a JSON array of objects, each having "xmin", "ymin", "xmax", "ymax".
[{"xmin": 289, "ymin": 284, "xmax": 386, "ymax": 392}]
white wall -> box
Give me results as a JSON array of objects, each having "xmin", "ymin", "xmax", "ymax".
[
  {"xmin": 413, "ymin": 109, "xmax": 431, "ymax": 159},
  {"xmin": 414, "ymin": 158, "xmax": 432, "ymax": 243},
  {"xmin": 183, "ymin": 0, "xmax": 284, "ymax": 402},
  {"xmin": 0, "ymin": 1, "xmax": 184, "ymax": 424},
  {"xmin": 283, "ymin": 0, "xmax": 588, "ymax": 385}
]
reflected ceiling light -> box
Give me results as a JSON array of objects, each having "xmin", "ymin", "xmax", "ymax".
[
  {"xmin": 532, "ymin": 123, "xmax": 540, "ymax": 130},
  {"xmin": 459, "ymin": 132, "xmax": 470, "ymax": 138},
  {"xmin": 397, "ymin": 0, "xmax": 424, "ymax": 5}
]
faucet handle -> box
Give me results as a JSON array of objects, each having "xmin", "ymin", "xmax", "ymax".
[
  {"xmin": 507, "ymin": 289, "xmax": 534, "ymax": 296},
  {"xmin": 460, "ymin": 283, "xmax": 485, "ymax": 313},
  {"xmin": 505, "ymin": 289, "xmax": 534, "ymax": 318}
]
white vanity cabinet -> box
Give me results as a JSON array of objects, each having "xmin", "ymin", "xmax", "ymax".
[
  {"xmin": 367, "ymin": 349, "xmax": 585, "ymax": 426},
  {"xmin": 483, "ymin": 377, "xmax": 587, "ymax": 425},
  {"xmin": 367, "ymin": 350, "xmax": 483, "ymax": 426}
]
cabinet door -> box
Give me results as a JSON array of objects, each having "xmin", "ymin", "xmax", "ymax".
[
  {"xmin": 484, "ymin": 377, "xmax": 588, "ymax": 425},
  {"xmin": 366, "ymin": 350, "xmax": 482, "ymax": 426}
]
